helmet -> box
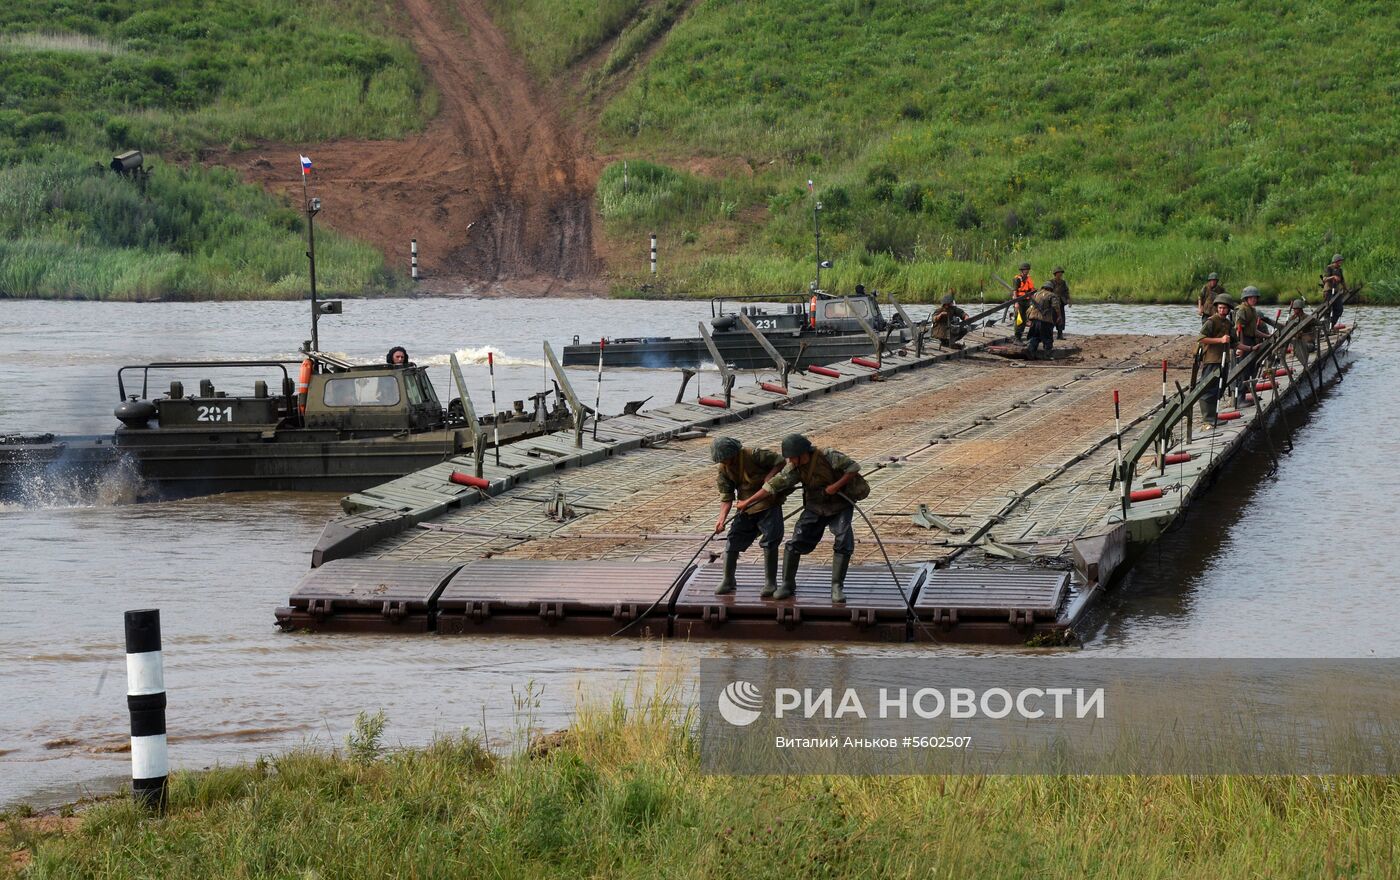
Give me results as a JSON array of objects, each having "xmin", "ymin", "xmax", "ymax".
[
  {"xmin": 1019, "ymin": 262, "xmax": 1031, "ymax": 271},
  {"xmin": 710, "ymin": 436, "xmax": 741, "ymax": 463},
  {"xmin": 1212, "ymin": 293, "xmax": 1233, "ymax": 306},
  {"xmin": 855, "ymin": 284, "xmax": 866, "ymax": 296},
  {"xmin": 1052, "ymin": 266, "xmax": 1064, "ymax": 274},
  {"xmin": 1241, "ymin": 286, "xmax": 1260, "ymax": 300},
  {"xmin": 1291, "ymin": 298, "xmax": 1307, "ymax": 310},
  {"xmin": 1207, "ymin": 272, "xmax": 1219, "ymax": 281},
  {"xmin": 1331, "ymin": 253, "xmax": 1344, "ymax": 263},
  {"xmin": 781, "ymin": 433, "xmax": 814, "ymax": 458},
  {"xmin": 941, "ymin": 293, "xmax": 955, "ymax": 305}
]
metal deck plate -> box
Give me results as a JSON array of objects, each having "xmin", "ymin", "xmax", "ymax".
[
  {"xmin": 277, "ymin": 559, "xmax": 463, "ymax": 633},
  {"xmin": 913, "ymin": 568, "xmax": 1069, "ymax": 620},
  {"xmin": 676, "ymin": 564, "xmax": 923, "ymax": 621}
]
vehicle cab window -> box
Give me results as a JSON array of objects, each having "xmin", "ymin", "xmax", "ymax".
[{"xmin": 322, "ymin": 376, "xmax": 401, "ymax": 407}]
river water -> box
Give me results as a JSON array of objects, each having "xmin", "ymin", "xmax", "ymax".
[{"xmin": 1, "ymin": 298, "xmax": 1394, "ymax": 807}]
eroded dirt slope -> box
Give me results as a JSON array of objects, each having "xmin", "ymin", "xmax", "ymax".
[{"xmin": 215, "ymin": 0, "xmax": 600, "ymax": 293}]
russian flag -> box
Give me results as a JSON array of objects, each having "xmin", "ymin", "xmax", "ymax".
[{"xmin": 300, "ymin": 155, "xmax": 312, "ymax": 175}]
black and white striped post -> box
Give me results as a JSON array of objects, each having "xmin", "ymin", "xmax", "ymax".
[
  {"xmin": 124, "ymin": 608, "xmax": 168, "ymax": 811},
  {"xmin": 410, "ymin": 238, "xmax": 420, "ymax": 281},
  {"xmin": 649, "ymin": 233, "xmax": 657, "ymax": 275}
]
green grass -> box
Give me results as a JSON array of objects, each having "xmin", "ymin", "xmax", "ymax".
[
  {"xmin": 575, "ymin": 0, "xmax": 1400, "ymax": 303},
  {"xmin": 6, "ymin": 681, "xmax": 1398, "ymax": 878},
  {"xmin": 0, "ymin": 0, "xmax": 431, "ymax": 299}
]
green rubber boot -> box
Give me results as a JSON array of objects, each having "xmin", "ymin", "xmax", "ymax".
[
  {"xmin": 830, "ymin": 552, "xmax": 851, "ymax": 604},
  {"xmin": 773, "ymin": 549, "xmax": 800, "ymax": 600},
  {"xmin": 714, "ymin": 550, "xmax": 739, "ymax": 595},
  {"xmin": 760, "ymin": 545, "xmax": 779, "ymax": 598}
]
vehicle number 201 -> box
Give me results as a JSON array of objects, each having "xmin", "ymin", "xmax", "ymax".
[{"xmin": 196, "ymin": 405, "xmax": 234, "ymax": 422}]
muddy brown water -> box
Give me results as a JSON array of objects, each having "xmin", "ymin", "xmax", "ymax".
[{"xmin": 1, "ymin": 299, "xmax": 1394, "ymax": 808}]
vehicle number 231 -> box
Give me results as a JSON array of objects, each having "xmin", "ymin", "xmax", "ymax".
[
  {"xmin": 754, "ymin": 319, "xmax": 777, "ymax": 330},
  {"xmin": 196, "ymin": 405, "xmax": 235, "ymax": 423}
]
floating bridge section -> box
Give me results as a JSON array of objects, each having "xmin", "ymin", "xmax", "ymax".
[{"xmin": 278, "ymin": 322, "xmax": 1355, "ymax": 644}]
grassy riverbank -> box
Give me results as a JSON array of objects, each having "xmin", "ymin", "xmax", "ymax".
[
  {"xmin": 7, "ymin": 693, "xmax": 1398, "ymax": 878},
  {"xmin": 0, "ymin": 0, "xmax": 430, "ymax": 299},
  {"xmin": 515, "ymin": 0, "xmax": 1400, "ymax": 304}
]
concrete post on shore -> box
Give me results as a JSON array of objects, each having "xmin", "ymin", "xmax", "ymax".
[
  {"xmin": 124, "ymin": 608, "xmax": 168, "ymax": 811},
  {"xmin": 411, "ymin": 239, "xmax": 419, "ymax": 281},
  {"xmin": 650, "ymin": 233, "xmax": 657, "ymax": 275}
]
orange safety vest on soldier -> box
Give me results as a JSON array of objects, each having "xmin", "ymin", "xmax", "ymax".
[{"xmin": 1013, "ymin": 272, "xmax": 1036, "ymax": 299}]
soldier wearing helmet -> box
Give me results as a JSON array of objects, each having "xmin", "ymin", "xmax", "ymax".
[
  {"xmin": 1025, "ymin": 281, "xmax": 1062, "ymax": 360},
  {"xmin": 1198, "ymin": 272, "xmax": 1227, "ymax": 317},
  {"xmin": 710, "ymin": 436, "xmax": 787, "ymax": 597},
  {"xmin": 1321, "ymin": 254, "xmax": 1346, "ymax": 326},
  {"xmin": 741, "ymin": 433, "xmax": 870, "ymax": 604},
  {"xmin": 1196, "ymin": 292, "xmax": 1236, "ymax": 426},
  {"xmin": 1042, "ymin": 266, "xmax": 1071, "ymax": 339},
  {"xmin": 1287, "ymin": 298, "xmax": 1318, "ymax": 369},
  {"xmin": 930, "ymin": 292, "xmax": 970, "ymax": 348},
  {"xmin": 1233, "ymin": 287, "xmax": 1271, "ymax": 406},
  {"xmin": 1010, "ymin": 261, "xmax": 1035, "ymax": 341}
]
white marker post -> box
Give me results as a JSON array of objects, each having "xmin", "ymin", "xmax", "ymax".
[
  {"xmin": 487, "ymin": 351, "xmax": 501, "ymax": 466},
  {"xmin": 124, "ymin": 609, "xmax": 167, "ymax": 811},
  {"xmin": 649, "ymin": 233, "xmax": 657, "ymax": 275},
  {"xmin": 411, "ymin": 239, "xmax": 419, "ymax": 281},
  {"xmin": 592, "ymin": 339, "xmax": 605, "ymax": 441}
]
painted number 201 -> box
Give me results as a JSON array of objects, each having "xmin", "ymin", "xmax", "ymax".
[{"xmin": 196, "ymin": 405, "xmax": 234, "ymax": 422}]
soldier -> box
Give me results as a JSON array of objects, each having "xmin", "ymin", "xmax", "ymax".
[
  {"xmin": 1233, "ymin": 286, "xmax": 1270, "ymax": 405},
  {"xmin": 741, "ymin": 434, "xmax": 870, "ymax": 603},
  {"xmin": 1321, "ymin": 253, "xmax": 1346, "ymax": 326},
  {"xmin": 1197, "ymin": 273, "xmax": 1227, "ymax": 317},
  {"xmin": 1287, "ymin": 298, "xmax": 1317, "ymax": 369},
  {"xmin": 930, "ymin": 293, "xmax": 970, "ymax": 348},
  {"xmin": 385, "ymin": 346, "xmax": 412, "ymax": 367},
  {"xmin": 1025, "ymin": 283, "xmax": 1061, "ymax": 360},
  {"xmin": 710, "ymin": 437, "xmax": 786, "ymax": 596},
  {"xmin": 1011, "ymin": 261, "xmax": 1035, "ymax": 341},
  {"xmin": 1043, "ymin": 266, "xmax": 1071, "ymax": 339},
  {"xmin": 1197, "ymin": 293, "xmax": 1236, "ymax": 426}
]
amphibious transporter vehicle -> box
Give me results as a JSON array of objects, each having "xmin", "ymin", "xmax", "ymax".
[
  {"xmin": 0, "ymin": 350, "xmax": 571, "ymax": 502},
  {"xmin": 561, "ymin": 292, "xmax": 917, "ymax": 370}
]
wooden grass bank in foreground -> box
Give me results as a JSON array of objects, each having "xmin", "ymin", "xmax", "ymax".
[{"xmin": 5, "ymin": 689, "xmax": 1398, "ymax": 879}]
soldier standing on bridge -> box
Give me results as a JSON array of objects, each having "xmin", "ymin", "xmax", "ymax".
[
  {"xmin": 1233, "ymin": 286, "xmax": 1270, "ymax": 405},
  {"xmin": 1197, "ymin": 293, "xmax": 1236, "ymax": 426},
  {"xmin": 711, "ymin": 437, "xmax": 786, "ymax": 597},
  {"xmin": 1043, "ymin": 266, "xmax": 1070, "ymax": 339},
  {"xmin": 1321, "ymin": 253, "xmax": 1346, "ymax": 326},
  {"xmin": 1024, "ymin": 283, "xmax": 1062, "ymax": 360},
  {"xmin": 1287, "ymin": 298, "xmax": 1318, "ymax": 369},
  {"xmin": 740, "ymin": 434, "xmax": 869, "ymax": 604},
  {"xmin": 930, "ymin": 293, "xmax": 970, "ymax": 348},
  {"xmin": 1011, "ymin": 261, "xmax": 1035, "ymax": 341},
  {"xmin": 1197, "ymin": 273, "xmax": 1227, "ymax": 317}
]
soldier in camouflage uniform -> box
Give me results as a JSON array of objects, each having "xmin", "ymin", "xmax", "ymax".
[
  {"xmin": 1321, "ymin": 254, "xmax": 1346, "ymax": 326},
  {"xmin": 930, "ymin": 293, "xmax": 970, "ymax": 347},
  {"xmin": 1197, "ymin": 273, "xmax": 1227, "ymax": 317},
  {"xmin": 711, "ymin": 437, "xmax": 787, "ymax": 596},
  {"xmin": 1043, "ymin": 267, "xmax": 1071, "ymax": 339},
  {"xmin": 1197, "ymin": 293, "xmax": 1236, "ymax": 426},
  {"xmin": 1233, "ymin": 286, "xmax": 1270, "ymax": 406},
  {"xmin": 1011, "ymin": 261, "xmax": 1035, "ymax": 341},
  {"xmin": 741, "ymin": 433, "xmax": 870, "ymax": 603},
  {"xmin": 1287, "ymin": 298, "xmax": 1318, "ymax": 369},
  {"xmin": 1024, "ymin": 284, "xmax": 1062, "ymax": 360}
]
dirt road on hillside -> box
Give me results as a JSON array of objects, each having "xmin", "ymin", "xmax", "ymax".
[{"xmin": 214, "ymin": 0, "xmax": 600, "ymax": 293}]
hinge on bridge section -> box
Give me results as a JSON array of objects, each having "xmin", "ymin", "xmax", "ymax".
[
  {"xmin": 928, "ymin": 607, "xmax": 957, "ymax": 627},
  {"xmin": 776, "ymin": 606, "xmax": 802, "ymax": 626},
  {"xmin": 306, "ymin": 598, "xmax": 332, "ymax": 619},
  {"xmin": 467, "ymin": 601, "xmax": 491, "ymax": 623},
  {"xmin": 850, "ymin": 608, "xmax": 877, "ymax": 627},
  {"xmin": 1008, "ymin": 609, "xmax": 1034, "ymax": 628},
  {"xmin": 612, "ymin": 603, "xmax": 640, "ymax": 622},
  {"xmin": 701, "ymin": 605, "xmax": 728, "ymax": 625},
  {"xmin": 380, "ymin": 600, "xmax": 408, "ymax": 622},
  {"xmin": 538, "ymin": 602, "xmax": 565, "ymax": 623}
]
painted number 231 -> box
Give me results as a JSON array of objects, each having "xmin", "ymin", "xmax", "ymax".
[
  {"xmin": 754, "ymin": 319, "xmax": 777, "ymax": 330},
  {"xmin": 196, "ymin": 405, "xmax": 234, "ymax": 422}
]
